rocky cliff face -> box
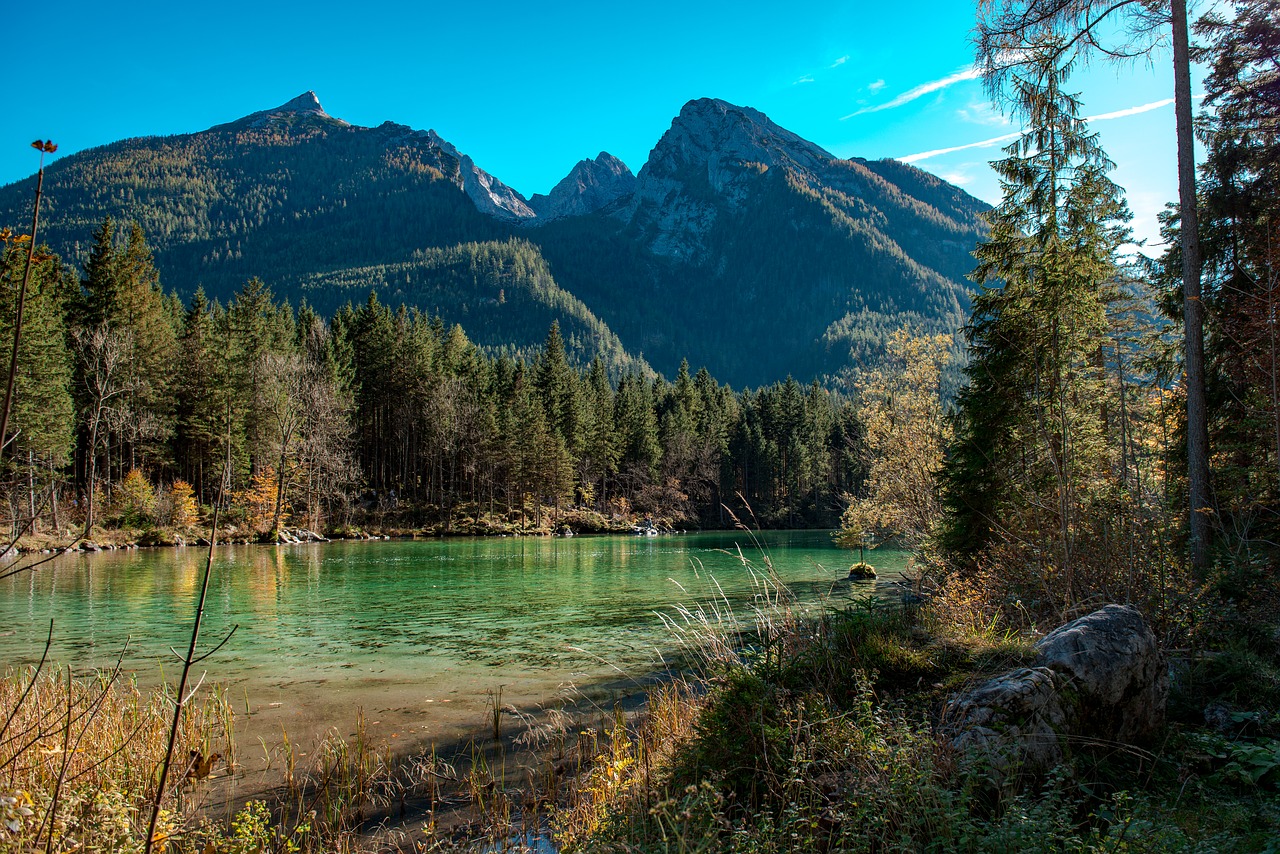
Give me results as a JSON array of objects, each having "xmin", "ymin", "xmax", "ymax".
[
  {"xmin": 622, "ymin": 98, "xmax": 836, "ymax": 260},
  {"xmin": 423, "ymin": 130, "xmax": 537, "ymax": 222},
  {"xmin": 528, "ymin": 152, "xmax": 636, "ymax": 220},
  {"xmin": 617, "ymin": 99, "xmax": 824, "ymax": 260}
]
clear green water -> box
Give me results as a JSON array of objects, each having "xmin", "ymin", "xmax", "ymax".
[{"xmin": 0, "ymin": 531, "xmax": 905, "ymax": 738}]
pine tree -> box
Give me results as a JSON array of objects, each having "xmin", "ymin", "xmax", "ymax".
[
  {"xmin": 70, "ymin": 220, "xmax": 178, "ymax": 489},
  {"xmin": 943, "ymin": 47, "xmax": 1131, "ymax": 592},
  {"xmin": 1190, "ymin": 0, "xmax": 1280, "ymax": 551},
  {"xmin": 579, "ymin": 357, "xmax": 619, "ymax": 509},
  {"xmin": 0, "ymin": 243, "xmax": 74, "ymax": 530},
  {"xmin": 174, "ymin": 289, "xmax": 221, "ymax": 499},
  {"xmin": 535, "ymin": 321, "xmax": 585, "ymax": 459}
]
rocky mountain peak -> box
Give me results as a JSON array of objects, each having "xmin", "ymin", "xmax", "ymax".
[
  {"xmin": 624, "ymin": 98, "xmax": 837, "ymax": 261},
  {"xmin": 279, "ymin": 91, "xmax": 327, "ymax": 115},
  {"xmin": 219, "ymin": 90, "xmax": 350, "ymax": 131},
  {"xmin": 528, "ymin": 152, "xmax": 637, "ymax": 220},
  {"xmin": 423, "ymin": 130, "xmax": 536, "ymax": 222},
  {"xmin": 645, "ymin": 98, "xmax": 835, "ymax": 183}
]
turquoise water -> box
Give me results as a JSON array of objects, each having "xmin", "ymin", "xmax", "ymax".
[{"xmin": 0, "ymin": 531, "xmax": 907, "ymax": 740}]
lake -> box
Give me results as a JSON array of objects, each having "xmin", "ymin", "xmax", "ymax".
[{"xmin": 0, "ymin": 530, "xmax": 907, "ymax": 752}]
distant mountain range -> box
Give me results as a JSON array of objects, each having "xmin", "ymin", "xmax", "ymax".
[{"xmin": 0, "ymin": 91, "xmax": 989, "ymax": 387}]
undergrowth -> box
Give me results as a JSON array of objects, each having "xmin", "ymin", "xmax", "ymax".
[{"xmin": 551, "ymin": 588, "xmax": 1280, "ymax": 853}]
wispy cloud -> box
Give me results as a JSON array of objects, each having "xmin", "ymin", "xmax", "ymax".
[
  {"xmin": 1086, "ymin": 98, "xmax": 1176, "ymax": 121},
  {"xmin": 793, "ymin": 74, "xmax": 815, "ymax": 85},
  {"xmin": 956, "ymin": 100, "xmax": 1012, "ymax": 127},
  {"xmin": 899, "ymin": 96, "xmax": 1201, "ymax": 164},
  {"xmin": 830, "ymin": 55, "xmax": 849, "ymax": 68},
  {"xmin": 843, "ymin": 67, "xmax": 980, "ymax": 119},
  {"xmin": 900, "ymin": 131, "xmax": 1021, "ymax": 164},
  {"xmin": 868, "ymin": 79, "xmax": 885, "ymax": 92},
  {"xmin": 937, "ymin": 167, "xmax": 976, "ymax": 186}
]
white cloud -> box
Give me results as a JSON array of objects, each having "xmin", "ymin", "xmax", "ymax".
[
  {"xmin": 793, "ymin": 74, "xmax": 815, "ymax": 85},
  {"xmin": 899, "ymin": 131, "xmax": 1021, "ymax": 164},
  {"xmin": 1086, "ymin": 98, "xmax": 1177, "ymax": 121},
  {"xmin": 842, "ymin": 67, "xmax": 980, "ymax": 119},
  {"xmin": 956, "ymin": 101, "xmax": 1012, "ymax": 127},
  {"xmin": 900, "ymin": 96, "xmax": 1203, "ymax": 164},
  {"xmin": 830, "ymin": 55, "xmax": 849, "ymax": 68},
  {"xmin": 937, "ymin": 168, "xmax": 975, "ymax": 186},
  {"xmin": 867, "ymin": 79, "xmax": 885, "ymax": 92}
]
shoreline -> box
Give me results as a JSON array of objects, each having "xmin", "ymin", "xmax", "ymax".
[
  {"xmin": 1, "ymin": 518, "xmax": 751, "ymax": 558},
  {"xmin": 191, "ymin": 659, "xmax": 687, "ymax": 844}
]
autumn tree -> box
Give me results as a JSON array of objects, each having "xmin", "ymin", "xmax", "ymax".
[{"xmin": 838, "ymin": 330, "xmax": 954, "ymax": 550}]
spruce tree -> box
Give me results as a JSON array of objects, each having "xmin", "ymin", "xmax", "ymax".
[
  {"xmin": 943, "ymin": 47, "xmax": 1131, "ymax": 588},
  {"xmin": 0, "ymin": 244, "xmax": 74, "ymax": 529}
]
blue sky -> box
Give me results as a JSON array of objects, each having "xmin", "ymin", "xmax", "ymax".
[{"xmin": 4, "ymin": 0, "xmax": 1195, "ymax": 247}]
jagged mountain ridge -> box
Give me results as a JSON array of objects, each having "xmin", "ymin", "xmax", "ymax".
[
  {"xmin": 528, "ymin": 153, "xmax": 636, "ymax": 220},
  {"xmin": 533, "ymin": 97, "xmax": 988, "ymax": 382},
  {"xmin": 0, "ymin": 91, "xmax": 989, "ymax": 386}
]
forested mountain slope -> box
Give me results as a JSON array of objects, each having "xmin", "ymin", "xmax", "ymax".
[{"xmin": 0, "ymin": 92, "xmax": 989, "ymax": 386}]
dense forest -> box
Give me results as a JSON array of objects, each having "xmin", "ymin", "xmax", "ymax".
[{"xmin": 0, "ymin": 217, "xmax": 864, "ymax": 539}]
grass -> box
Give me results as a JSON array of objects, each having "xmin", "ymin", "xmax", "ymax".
[{"xmin": 0, "ymin": 663, "xmax": 231, "ymax": 852}]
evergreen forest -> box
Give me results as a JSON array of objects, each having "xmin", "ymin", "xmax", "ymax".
[{"xmin": 0, "ymin": 216, "xmax": 864, "ymax": 539}]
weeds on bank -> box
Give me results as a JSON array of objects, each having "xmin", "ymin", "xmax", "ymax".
[
  {"xmin": 0, "ymin": 664, "xmax": 231, "ymax": 852},
  {"xmin": 550, "ymin": 570, "xmax": 1280, "ymax": 853}
]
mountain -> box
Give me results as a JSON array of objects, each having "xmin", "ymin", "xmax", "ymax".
[
  {"xmin": 0, "ymin": 92, "xmax": 989, "ymax": 386},
  {"xmin": 422, "ymin": 129, "xmax": 537, "ymax": 222},
  {"xmin": 0, "ymin": 93, "xmax": 645, "ymax": 375},
  {"xmin": 528, "ymin": 153, "xmax": 636, "ymax": 220},
  {"xmin": 533, "ymin": 98, "xmax": 988, "ymax": 383}
]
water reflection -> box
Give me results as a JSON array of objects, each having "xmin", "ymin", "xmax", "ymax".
[{"xmin": 0, "ymin": 531, "xmax": 907, "ymax": 692}]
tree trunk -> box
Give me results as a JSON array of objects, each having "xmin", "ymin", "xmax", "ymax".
[
  {"xmin": 1172, "ymin": 0, "xmax": 1212, "ymax": 571},
  {"xmin": 272, "ymin": 444, "xmax": 289, "ymax": 533},
  {"xmin": 49, "ymin": 457, "xmax": 59, "ymax": 532},
  {"xmin": 85, "ymin": 419, "xmax": 100, "ymax": 534},
  {"xmin": 27, "ymin": 450, "xmax": 37, "ymax": 535}
]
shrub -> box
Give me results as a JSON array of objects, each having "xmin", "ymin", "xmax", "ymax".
[
  {"xmin": 168, "ymin": 478, "xmax": 199, "ymax": 529},
  {"xmin": 113, "ymin": 469, "xmax": 156, "ymax": 527}
]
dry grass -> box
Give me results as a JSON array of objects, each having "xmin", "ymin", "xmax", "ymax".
[{"xmin": 0, "ymin": 663, "xmax": 231, "ymax": 852}]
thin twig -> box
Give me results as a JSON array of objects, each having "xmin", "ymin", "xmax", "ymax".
[
  {"xmin": 144, "ymin": 493, "xmax": 222, "ymax": 853},
  {"xmin": 0, "ymin": 619, "xmax": 51, "ymax": 748}
]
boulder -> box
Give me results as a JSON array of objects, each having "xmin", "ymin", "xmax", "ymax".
[
  {"xmin": 946, "ymin": 667, "xmax": 1069, "ymax": 773},
  {"xmin": 943, "ymin": 604, "xmax": 1166, "ymax": 776},
  {"xmin": 1035, "ymin": 604, "xmax": 1167, "ymax": 742}
]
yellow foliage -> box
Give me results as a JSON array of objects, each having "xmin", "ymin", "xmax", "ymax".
[
  {"xmin": 114, "ymin": 469, "xmax": 156, "ymax": 526},
  {"xmin": 237, "ymin": 468, "xmax": 281, "ymax": 533},
  {"xmin": 839, "ymin": 330, "xmax": 954, "ymax": 548},
  {"xmin": 169, "ymin": 479, "xmax": 198, "ymax": 529}
]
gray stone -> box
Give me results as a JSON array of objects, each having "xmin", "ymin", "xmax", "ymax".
[
  {"xmin": 943, "ymin": 604, "xmax": 1166, "ymax": 777},
  {"xmin": 1035, "ymin": 604, "xmax": 1167, "ymax": 742},
  {"xmin": 946, "ymin": 667, "xmax": 1069, "ymax": 773}
]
